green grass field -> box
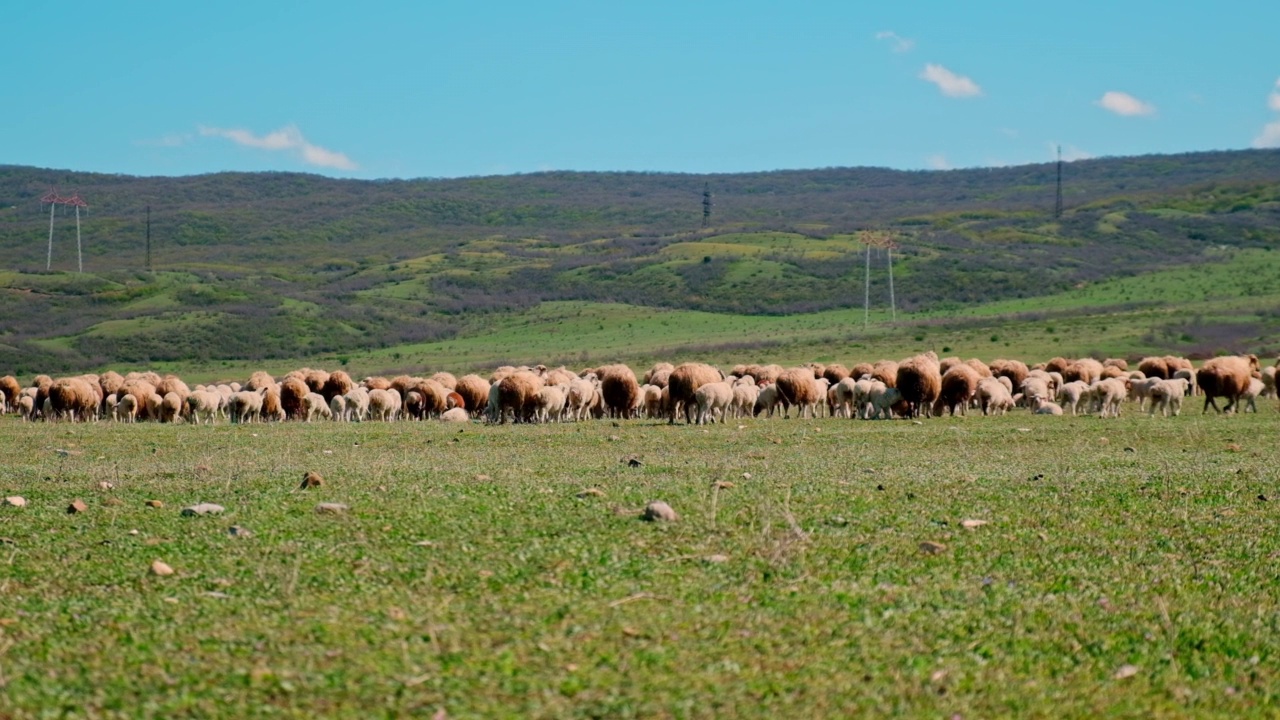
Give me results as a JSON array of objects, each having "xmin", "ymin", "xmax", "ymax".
[{"xmin": 3, "ymin": 407, "xmax": 1279, "ymax": 718}]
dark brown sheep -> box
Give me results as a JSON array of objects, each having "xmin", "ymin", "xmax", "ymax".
[
  {"xmin": 322, "ymin": 371, "xmax": 355, "ymax": 402},
  {"xmin": 598, "ymin": 364, "xmax": 641, "ymax": 419},
  {"xmin": 822, "ymin": 364, "xmax": 851, "ymax": 385},
  {"xmin": 1138, "ymin": 357, "xmax": 1170, "ymax": 380},
  {"xmin": 934, "ymin": 364, "xmax": 981, "ymax": 416},
  {"xmin": 644, "ymin": 362, "xmax": 675, "ymax": 388},
  {"xmin": 896, "ymin": 352, "xmax": 941, "ymax": 418},
  {"xmin": 774, "ymin": 367, "xmax": 822, "ymax": 418},
  {"xmin": 281, "ymin": 377, "xmax": 310, "ymax": 420},
  {"xmin": 496, "ymin": 371, "xmax": 544, "ymax": 424},
  {"xmin": 667, "ymin": 362, "xmax": 723, "ymax": 424},
  {"xmin": 988, "ymin": 359, "xmax": 1029, "ymax": 392},
  {"xmin": 1197, "ymin": 355, "xmax": 1258, "ymax": 413},
  {"xmin": 455, "ymin": 375, "xmax": 491, "ymax": 418}
]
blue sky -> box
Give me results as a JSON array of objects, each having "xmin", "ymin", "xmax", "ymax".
[{"xmin": 2, "ymin": 1, "xmax": 1277, "ymax": 179}]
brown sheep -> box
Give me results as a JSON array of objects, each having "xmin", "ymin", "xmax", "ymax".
[
  {"xmin": 938, "ymin": 357, "xmax": 962, "ymax": 376},
  {"xmin": 246, "ymin": 371, "xmax": 275, "ymax": 391},
  {"xmin": 389, "ymin": 375, "xmax": 416, "ymax": 403},
  {"xmin": 262, "ymin": 385, "xmax": 284, "ymax": 421},
  {"xmin": 774, "ymin": 367, "xmax": 822, "ymax": 419},
  {"xmin": 805, "ymin": 363, "xmax": 826, "ymax": 379},
  {"xmin": 934, "ymin": 364, "xmax": 981, "ymax": 417},
  {"xmin": 598, "ymin": 364, "xmax": 641, "ymax": 419},
  {"xmin": 541, "ymin": 367, "xmax": 577, "ymax": 388},
  {"xmin": 1138, "ymin": 357, "xmax": 1170, "ymax": 380},
  {"xmin": 0, "ymin": 375, "xmax": 20, "ymax": 412},
  {"xmin": 644, "ymin": 363, "xmax": 675, "ymax": 388},
  {"xmin": 1062, "ymin": 358, "xmax": 1103, "ymax": 385},
  {"xmin": 156, "ymin": 375, "xmax": 191, "ymax": 407},
  {"xmin": 667, "ymin": 362, "xmax": 723, "ymax": 424},
  {"xmin": 322, "ymin": 371, "xmax": 355, "ymax": 402},
  {"xmin": 446, "ymin": 391, "xmax": 465, "ymax": 410},
  {"xmin": 1164, "ymin": 356, "xmax": 1193, "ymax": 377},
  {"xmin": 302, "ymin": 369, "xmax": 329, "ymax": 394},
  {"xmin": 1100, "ymin": 365, "xmax": 1127, "ymax": 380},
  {"xmin": 97, "ymin": 371, "xmax": 125, "ymax": 413},
  {"xmin": 159, "ymin": 392, "xmax": 183, "ymax": 423},
  {"xmin": 822, "ymin": 364, "xmax": 851, "ymax": 385},
  {"xmin": 410, "ymin": 378, "xmax": 450, "ymax": 419},
  {"xmin": 496, "ymin": 371, "xmax": 544, "ymax": 424},
  {"xmin": 1197, "ymin": 355, "xmax": 1259, "ymax": 413},
  {"xmin": 281, "ymin": 377, "xmax": 310, "ymax": 420},
  {"xmin": 850, "ymin": 362, "xmax": 875, "ymax": 381},
  {"xmin": 430, "ymin": 372, "xmax": 458, "ymax": 390},
  {"xmin": 119, "ymin": 379, "xmax": 158, "ymax": 421},
  {"xmin": 48, "ymin": 377, "xmax": 97, "ymax": 422},
  {"xmin": 871, "ymin": 360, "xmax": 898, "ymax": 387},
  {"xmin": 1044, "ymin": 357, "xmax": 1072, "ymax": 376},
  {"xmin": 455, "ymin": 375, "xmax": 491, "ymax": 418},
  {"xmin": 1103, "ymin": 358, "xmax": 1129, "ymax": 371},
  {"xmin": 963, "ymin": 358, "xmax": 992, "ymax": 378},
  {"xmin": 896, "ymin": 352, "xmax": 942, "ymax": 418},
  {"xmin": 988, "ymin": 359, "xmax": 1029, "ymax": 392},
  {"xmin": 362, "ymin": 376, "xmax": 392, "ymax": 391}
]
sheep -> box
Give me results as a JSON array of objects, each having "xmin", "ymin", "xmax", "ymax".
[
  {"xmin": 643, "ymin": 362, "xmax": 675, "ymax": 388},
  {"xmin": 1138, "ymin": 357, "xmax": 1170, "ymax": 380},
  {"xmin": 1044, "ymin": 357, "xmax": 1071, "ymax": 376},
  {"xmin": 851, "ymin": 378, "xmax": 878, "ymax": 419},
  {"xmin": 598, "ymin": 364, "xmax": 641, "ymax": 419},
  {"xmin": 938, "ymin": 357, "xmax": 962, "ymax": 377},
  {"xmin": 184, "ymin": 390, "xmax": 222, "ymax": 425},
  {"xmin": 329, "ymin": 395, "xmax": 347, "ymax": 421},
  {"xmin": 934, "ymin": 364, "xmax": 980, "ymax": 417},
  {"xmin": 17, "ymin": 394, "xmax": 34, "ymax": 420},
  {"xmin": 640, "ymin": 384, "xmax": 663, "ymax": 419},
  {"xmin": 322, "ymin": 371, "xmax": 355, "ymax": 403},
  {"xmin": 496, "ymin": 371, "xmax": 544, "ymax": 424},
  {"xmin": 1260, "ymin": 366, "xmax": 1277, "ymax": 398},
  {"xmin": 1128, "ymin": 377, "xmax": 1164, "ymax": 412},
  {"xmin": 368, "ymin": 388, "xmax": 401, "ymax": 421},
  {"xmin": 1103, "ymin": 358, "xmax": 1129, "ymax": 371},
  {"xmin": 535, "ymin": 385, "xmax": 569, "ymax": 423},
  {"xmin": 694, "ymin": 381, "xmax": 734, "ymax": 424},
  {"xmin": 849, "ymin": 362, "xmax": 875, "ymax": 382},
  {"xmin": 668, "ymin": 362, "xmax": 723, "ymax": 424},
  {"xmin": 158, "ymin": 392, "xmax": 183, "ymax": 423},
  {"xmin": 896, "ymin": 352, "xmax": 941, "ymax": 418},
  {"xmin": 343, "ymin": 387, "xmax": 370, "ymax": 422},
  {"xmin": 753, "ymin": 384, "xmax": 782, "ymax": 417},
  {"xmin": 449, "ymin": 375, "xmax": 488, "ymax": 418},
  {"xmin": 430, "ymin": 371, "xmax": 458, "ymax": 390},
  {"xmin": 774, "ymin": 368, "xmax": 823, "ymax": 419},
  {"xmin": 831, "ymin": 377, "xmax": 858, "ymax": 418},
  {"xmin": 1148, "ymin": 378, "xmax": 1191, "ymax": 417},
  {"xmin": 0, "ymin": 375, "xmax": 20, "ymax": 412},
  {"xmin": 567, "ymin": 376, "xmax": 599, "ymax": 421},
  {"xmin": 1241, "ymin": 378, "xmax": 1265, "ymax": 413},
  {"xmin": 868, "ymin": 382, "xmax": 903, "ymax": 420},
  {"xmin": 48, "ymin": 377, "xmax": 98, "ymax": 422},
  {"xmin": 227, "ymin": 391, "xmax": 263, "ymax": 423},
  {"xmin": 156, "ymin": 375, "xmax": 191, "ymax": 408},
  {"xmin": 362, "ymin": 376, "xmax": 392, "ymax": 391},
  {"xmin": 97, "ymin": 371, "xmax": 125, "ymax": 414},
  {"xmin": 870, "ymin": 361, "xmax": 898, "ymax": 388},
  {"xmin": 1091, "ymin": 377, "xmax": 1129, "ymax": 418},
  {"xmin": 1197, "ymin": 355, "xmax": 1259, "ymax": 413},
  {"xmin": 1062, "ymin": 359, "xmax": 1104, "ymax": 385},
  {"xmin": 1030, "ymin": 395, "xmax": 1064, "ymax": 415},
  {"xmin": 977, "ymin": 377, "xmax": 1014, "ymax": 416},
  {"xmin": 731, "ymin": 382, "xmax": 759, "ymax": 419},
  {"xmin": 822, "ymin": 364, "xmax": 851, "ymax": 385},
  {"xmin": 1055, "ymin": 381, "xmax": 1091, "ymax": 416},
  {"xmin": 408, "ymin": 379, "xmax": 450, "ymax": 419},
  {"xmin": 303, "ymin": 392, "xmax": 332, "ymax": 422},
  {"xmin": 440, "ymin": 407, "xmax": 469, "ymax": 422}
]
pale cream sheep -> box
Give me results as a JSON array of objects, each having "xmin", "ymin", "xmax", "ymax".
[
  {"xmin": 694, "ymin": 381, "xmax": 734, "ymax": 425},
  {"xmin": 343, "ymin": 388, "xmax": 370, "ymax": 422},
  {"xmin": 368, "ymin": 388, "xmax": 401, "ymax": 421},
  {"xmin": 731, "ymin": 383, "xmax": 759, "ymax": 418},
  {"xmin": 1091, "ymin": 377, "xmax": 1129, "ymax": 418},
  {"xmin": 1148, "ymin": 378, "xmax": 1190, "ymax": 417},
  {"xmin": 868, "ymin": 382, "xmax": 903, "ymax": 420},
  {"xmin": 977, "ymin": 377, "xmax": 1014, "ymax": 416},
  {"xmin": 303, "ymin": 392, "xmax": 332, "ymax": 422},
  {"xmin": 1054, "ymin": 381, "xmax": 1090, "ymax": 416},
  {"xmin": 1031, "ymin": 395, "xmax": 1064, "ymax": 415},
  {"xmin": 535, "ymin": 385, "xmax": 568, "ymax": 423}
]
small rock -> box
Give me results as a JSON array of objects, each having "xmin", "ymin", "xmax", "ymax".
[
  {"xmin": 315, "ymin": 502, "xmax": 349, "ymax": 515},
  {"xmin": 67, "ymin": 499, "xmax": 88, "ymax": 514},
  {"xmin": 128, "ymin": 529, "xmax": 140, "ymax": 536},
  {"xmin": 1257, "ymin": 494, "xmax": 1268, "ymax": 503},
  {"xmin": 827, "ymin": 516, "xmax": 849, "ymax": 527},
  {"xmin": 961, "ymin": 519, "xmax": 989, "ymax": 529},
  {"xmin": 181, "ymin": 503, "xmax": 225, "ymax": 517},
  {"xmin": 98, "ymin": 481, "xmax": 114, "ymax": 491},
  {"xmin": 201, "ymin": 591, "xmax": 231, "ymax": 599},
  {"xmin": 1113, "ymin": 664, "xmax": 1140, "ymax": 680},
  {"xmin": 227, "ymin": 525, "xmax": 253, "ymax": 538},
  {"xmin": 576, "ymin": 488, "xmax": 606, "ymax": 498},
  {"xmin": 641, "ymin": 501, "xmax": 678, "ymax": 522},
  {"xmin": 919, "ymin": 541, "xmax": 948, "ymax": 555},
  {"xmin": 742, "ymin": 472, "xmax": 753, "ymax": 480},
  {"xmin": 474, "ymin": 474, "xmax": 491, "ymax": 482},
  {"xmin": 1227, "ymin": 443, "xmax": 1242, "ymax": 452},
  {"xmin": 145, "ymin": 499, "xmax": 164, "ymax": 508},
  {"xmin": 3, "ymin": 496, "xmax": 26, "ymax": 508},
  {"xmin": 912, "ymin": 421, "xmax": 923, "ymax": 426},
  {"xmin": 705, "ymin": 554, "xmax": 729, "ymax": 563},
  {"xmin": 608, "ymin": 435, "xmax": 620, "ymax": 442},
  {"xmin": 413, "ymin": 540, "xmax": 435, "ymax": 547},
  {"xmin": 300, "ymin": 471, "xmax": 324, "ymax": 489},
  {"xmin": 712, "ymin": 481, "xmax": 735, "ymax": 490},
  {"xmin": 150, "ymin": 560, "xmax": 175, "ymax": 576},
  {"xmin": 627, "ymin": 457, "xmax": 643, "ymax": 468},
  {"xmin": 1124, "ymin": 447, "xmax": 1136, "ymax": 453}
]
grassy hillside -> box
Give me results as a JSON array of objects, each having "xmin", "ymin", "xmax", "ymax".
[{"xmin": 1, "ymin": 151, "xmax": 1279, "ymax": 376}]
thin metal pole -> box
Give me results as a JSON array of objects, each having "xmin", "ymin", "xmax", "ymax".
[
  {"xmin": 146, "ymin": 205, "xmax": 151, "ymax": 271},
  {"xmin": 46, "ymin": 203, "xmax": 56, "ymax": 271},
  {"xmin": 863, "ymin": 244, "xmax": 871, "ymax": 329},
  {"xmin": 75, "ymin": 205, "xmax": 82, "ymax": 273},
  {"xmin": 887, "ymin": 246, "xmax": 896, "ymax": 322}
]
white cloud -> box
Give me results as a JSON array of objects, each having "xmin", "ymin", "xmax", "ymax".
[
  {"xmin": 1096, "ymin": 91, "xmax": 1156, "ymax": 117},
  {"xmin": 926, "ymin": 154, "xmax": 951, "ymax": 170},
  {"xmin": 874, "ymin": 30, "xmax": 914, "ymax": 53},
  {"xmin": 919, "ymin": 64, "xmax": 982, "ymax": 98},
  {"xmin": 197, "ymin": 124, "xmax": 357, "ymax": 170},
  {"xmin": 1252, "ymin": 79, "xmax": 1280, "ymax": 148}
]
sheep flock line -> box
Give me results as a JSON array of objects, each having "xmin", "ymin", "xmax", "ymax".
[{"xmin": 3, "ymin": 352, "xmax": 1276, "ymax": 427}]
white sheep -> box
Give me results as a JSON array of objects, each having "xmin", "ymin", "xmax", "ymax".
[
  {"xmin": 1241, "ymin": 377, "xmax": 1265, "ymax": 413},
  {"xmin": 694, "ymin": 381, "xmax": 734, "ymax": 425},
  {"xmin": 1148, "ymin": 378, "xmax": 1190, "ymax": 417},
  {"xmin": 731, "ymin": 382, "xmax": 759, "ymax": 418},
  {"xmin": 330, "ymin": 395, "xmax": 347, "ymax": 421},
  {"xmin": 303, "ymin": 392, "xmax": 332, "ymax": 422},
  {"xmin": 535, "ymin": 385, "xmax": 568, "ymax": 423},
  {"xmin": 1055, "ymin": 381, "xmax": 1090, "ymax": 416},
  {"xmin": 343, "ymin": 387, "xmax": 370, "ymax": 422},
  {"xmin": 368, "ymin": 388, "xmax": 400, "ymax": 421},
  {"xmin": 228, "ymin": 389, "xmax": 264, "ymax": 424},
  {"xmin": 185, "ymin": 390, "xmax": 222, "ymax": 425},
  {"xmin": 1031, "ymin": 395, "xmax": 1064, "ymax": 415},
  {"xmin": 868, "ymin": 382, "xmax": 902, "ymax": 420},
  {"xmin": 977, "ymin": 377, "xmax": 1014, "ymax": 416},
  {"xmin": 1091, "ymin": 377, "xmax": 1129, "ymax": 418}
]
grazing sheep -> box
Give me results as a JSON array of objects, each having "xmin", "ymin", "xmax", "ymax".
[
  {"xmin": 158, "ymin": 392, "xmax": 183, "ymax": 423},
  {"xmin": 440, "ymin": 407, "xmax": 469, "ymax": 422},
  {"xmin": 534, "ymin": 385, "xmax": 569, "ymax": 423},
  {"xmin": 1128, "ymin": 377, "xmax": 1165, "ymax": 411},
  {"xmin": 934, "ymin": 364, "xmax": 980, "ymax": 417},
  {"xmin": 774, "ymin": 368, "xmax": 823, "ymax": 419},
  {"xmin": 870, "ymin": 360, "xmax": 898, "ymax": 387},
  {"xmin": 228, "ymin": 390, "xmax": 263, "ymax": 423},
  {"xmin": 18, "ymin": 394, "xmax": 36, "ymax": 421},
  {"xmin": 989, "ymin": 359, "xmax": 1030, "ymax": 394},
  {"xmin": 597, "ymin": 364, "xmax": 641, "ymax": 419},
  {"xmin": 329, "ymin": 395, "xmax": 347, "ymax": 421},
  {"xmin": 643, "ymin": 362, "xmax": 675, "ymax": 388},
  {"xmin": 694, "ymin": 381, "xmax": 734, "ymax": 424},
  {"xmin": 1031, "ymin": 395, "xmax": 1064, "ymax": 415},
  {"xmin": 1138, "ymin": 357, "xmax": 1170, "ymax": 380},
  {"xmin": 851, "ymin": 378, "xmax": 877, "ymax": 419},
  {"xmin": 868, "ymin": 382, "xmax": 903, "ymax": 420},
  {"xmin": 48, "ymin": 377, "xmax": 98, "ymax": 422},
  {"xmin": 303, "ymin": 392, "xmax": 332, "ymax": 422},
  {"xmin": 1197, "ymin": 355, "xmax": 1259, "ymax": 413},
  {"xmin": 97, "ymin": 371, "xmax": 125, "ymax": 414},
  {"xmin": 246, "ymin": 371, "xmax": 275, "ymax": 392},
  {"xmin": 1091, "ymin": 377, "xmax": 1129, "ymax": 418},
  {"xmin": 1148, "ymin": 378, "xmax": 1191, "ymax": 417},
  {"xmin": 184, "ymin": 390, "xmax": 222, "ymax": 425},
  {"xmin": 639, "ymin": 384, "xmax": 663, "ymax": 419},
  {"xmin": 668, "ymin": 362, "xmax": 723, "ymax": 424},
  {"xmin": 1055, "ymin": 381, "xmax": 1091, "ymax": 416},
  {"xmin": 731, "ymin": 383, "xmax": 759, "ymax": 419},
  {"xmin": 362, "ymin": 376, "xmax": 392, "ymax": 391},
  {"xmin": 1241, "ymin": 377, "xmax": 1265, "ymax": 413},
  {"xmin": 822, "ymin": 364, "xmax": 851, "ymax": 385},
  {"xmin": 896, "ymin": 352, "xmax": 942, "ymax": 418},
  {"xmin": 0, "ymin": 375, "xmax": 20, "ymax": 412},
  {"xmin": 1019, "ymin": 377, "xmax": 1051, "ymax": 408},
  {"xmin": 1062, "ymin": 359, "xmax": 1104, "ymax": 385},
  {"xmin": 343, "ymin": 387, "xmax": 370, "ymax": 422},
  {"xmin": 977, "ymin": 377, "xmax": 1014, "ymax": 416},
  {"xmin": 566, "ymin": 376, "xmax": 599, "ymax": 421},
  {"xmin": 1103, "ymin": 358, "xmax": 1129, "ymax": 371},
  {"xmin": 112, "ymin": 394, "xmax": 138, "ymax": 423},
  {"xmin": 849, "ymin": 362, "xmax": 875, "ymax": 382},
  {"xmin": 753, "ymin": 384, "xmax": 782, "ymax": 417},
  {"xmin": 454, "ymin": 375, "xmax": 492, "ymax": 418},
  {"xmin": 322, "ymin": 371, "xmax": 355, "ymax": 403},
  {"xmin": 1044, "ymin": 357, "xmax": 1071, "ymax": 376},
  {"xmin": 430, "ymin": 372, "xmax": 458, "ymax": 390},
  {"xmin": 281, "ymin": 377, "xmax": 310, "ymax": 420},
  {"xmin": 368, "ymin": 388, "xmax": 401, "ymax": 421},
  {"xmin": 831, "ymin": 377, "xmax": 858, "ymax": 418},
  {"xmin": 496, "ymin": 371, "xmax": 544, "ymax": 424}
]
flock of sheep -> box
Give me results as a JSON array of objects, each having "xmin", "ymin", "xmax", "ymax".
[{"xmin": 2, "ymin": 352, "xmax": 1274, "ymax": 427}]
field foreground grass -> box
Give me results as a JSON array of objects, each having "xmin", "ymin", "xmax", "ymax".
[{"xmin": 1, "ymin": 411, "xmax": 1279, "ymax": 718}]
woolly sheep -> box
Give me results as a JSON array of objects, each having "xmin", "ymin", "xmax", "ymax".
[
  {"xmin": 496, "ymin": 371, "xmax": 544, "ymax": 424},
  {"xmin": 668, "ymin": 362, "xmax": 723, "ymax": 424},
  {"xmin": 440, "ymin": 407, "xmax": 469, "ymax": 422},
  {"xmin": 344, "ymin": 387, "xmax": 370, "ymax": 422},
  {"xmin": 643, "ymin": 362, "xmax": 675, "ymax": 388},
  {"xmin": 753, "ymin": 384, "xmax": 782, "ymax": 417},
  {"xmin": 1197, "ymin": 355, "xmax": 1259, "ymax": 413},
  {"xmin": 598, "ymin": 364, "xmax": 641, "ymax": 419},
  {"xmin": 1055, "ymin": 381, "xmax": 1091, "ymax": 416},
  {"xmin": 934, "ymin": 364, "xmax": 980, "ymax": 417},
  {"xmin": 1148, "ymin": 378, "xmax": 1190, "ymax": 417},
  {"xmin": 773, "ymin": 368, "xmax": 822, "ymax": 419},
  {"xmin": 896, "ymin": 352, "xmax": 942, "ymax": 419},
  {"xmin": 368, "ymin": 388, "xmax": 401, "ymax": 421},
  {"xmin": 1031, "ymin": 395, "xmax": 1064, "ymax": 415},
  {"xmin": 977, "ymin": 377, "xmax": 1014, "ymax": 416},
  {"xmin": 535, "ymin": 385, "xmax": 568, "ymax": 423},
  {"xmin": 868, "ymin": 382, "xmax": 903, "ymax": 420},
  {"xmin": 694, "ymin": 381, "xmax": 734, "ymax": 425},
  {"xmin": 159, "ymin": 392, "xmax": 183, "ymax": 423},
  {"xmin": 329, "ymin": 395, "xmax": 347, "ymax": 422},
  {"xmin": 1091, "ymin": 377, "xmax": 1129, "ymax": 418},
  {"xmin": 454, "ymin": 375, "xmax": 491, "ymax": 418},
  {"xmin": 303, "ymin": 392, "xmax": 332, "ymax": 422},
  {"xmin": 731, "ymin": 382, "xmax": 759, "ymax": 418},
  {"xmin": 0, "ymin": 375, "xmax": 20, "ymax": 412}
]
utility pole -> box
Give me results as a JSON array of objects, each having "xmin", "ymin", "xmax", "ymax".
[
  {"xmin": 701, "ymin": 182, "xmax": 712, "ymax": 228},
  {"xmin": 1054, "ymin": 145, "xmax": 1064, "ymax": 219},
  {"xmin": 145, "ymin": 205, "xmax": 152, "ymax": 271}
]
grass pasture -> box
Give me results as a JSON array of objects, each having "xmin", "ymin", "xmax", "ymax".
[{"xmin": 3, "ymin": 408, "xmax": 1280, "ymax": 718}]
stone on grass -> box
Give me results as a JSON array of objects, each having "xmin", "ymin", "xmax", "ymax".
[
  {"xmin": 315, "ymin": 502, "xmax": 349, "ymax": 515},
  {"xmin": 3, "ymin": 496, "xmax": 26, "ymax": 508},
  {"xmin": 227, "ymin": 525, "xmax": 254, "ymax": 538},
  {"xmin": 919, "ymin": 541, "xmax": 948, "ymax": 555},
  {"xmin": 576, "ymin": 488, "xmax": 606, "ymax": 498},
  {"xmin": 960, "ymin": 519, "xmax": 989, "ymax": 529},
  {"xmin": 181, "ymin": 503, "xmax": 225, "ymax": 517},
  {"xmin": 145, "ymin": 499, "xmax": 164, "ymax": 508},
  {"xmin": 300, "ymin": 471, "xmax": 324, "ymax": 489},
  {"xmin": 150, "ymin": 560, "xmax": 175, "ymax": 577},
  {"xmin": 641, "ymin": 501, "xmax": 678, "ymax": 522},
  {"xmin": 67, "ymin": 499, "xmax": 88, "ymax": 514}
]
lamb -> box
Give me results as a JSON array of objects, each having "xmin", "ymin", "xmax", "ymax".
[
  {"xmin": 1148, "ymin": 378, "xmax": 1190, "ymax": 417},
  {"xmin": 1091, "ymin": 377, "xmax": 1129, "ymax": 418},
  {"xmin": 567, "ymin": 376, "xmax": 599, "ymax": 421},
  {"xmin": 933, "ymin": 364, "xmax": 980, "ymax": 417},
  {"xmin": 1241, "ymin": 378, "xmax": 1265, "ymax": 413},
  {"xmin": 731, "ymin": 382, "xmax": 759, "ymax": 418},
  {"xmin": 851, "ymin": 378, "xmax": 877, "ymax": 419},
  {"xmin": 896, "ymin": 352, "xmax": 941, "ymax": 418},
  {"xmin": 330, "ymin": 395, "xmax": 347, "ymax": 421},
  {"xmin": 1128, "ymin": 377, "xmax": 1164, "ymax": 412},
  {"xmin": 18, "ymin": 394, "xmax": 35, "ymax": 420},
  {"xmin": 262, "ymin": 385, "xmax": 286, "ymax": 422},
  {"xmin": 977, "ymin": 377, "xmax": 1014, "ymax": 416},
  {"xmin": 753, "ymin": 384, "xmax": 781, "ymax": 417},
  {"xmin": 831, "ymin": 377, "xmax": 858, "ymax": 418},
  {"xmin": 440, "ymin": 407, "xmax": 469, "ymax": 422},
  {"xmin": 667, "ymin": 362, "xmax": 723, "ymax": 424},
  {"xmin": 534, "ymin": 385, "xmax": 568, "ymax": 423},
  {"xmin": 184, "ymin": 390, "xmax": 222, "ymax": 425},
  {"xmin": 159, "ymin": 392, "xmax": 183, "ymax": 423},
  {"xmin": 303, "ymin": 392, "xmax": 332, "ymax": 422},
  {"xmin": 1260, "ymin": 366, "xmax": 1277, "ymax": 398},
  {"xmin": 227, "ymin": 391, "xmax": 263, "ymax": 423},
  {"xmin": 868, "ymin": 382, "xmax": 903, "ymax": 420},
  {"xmin": 368, "ymin": 388, "xmax": 401, "ymax": 421},
  {"xmin": 97, "ymin": 371, "xmax": 125, "ymax": 414},
  {"xmin": 1030, "ymin": 395, "xmax": 1064, "ymax": 415},
  {"xmin": 598, "ymin": 364, "xmax": 641, "ymax": 419},
  {"xmin": 641, "ymin": 384, "xmax": 664, "ymax": 419},
  {"xmin": 694, "ymin": 381, "xmax": 734, "ymax": 425},
  {"xmin": 344, "ymin": 388, "xmax": 370, "ymax": 422},
  {"xmin": 1055, "ymin": 381, "xmax": 1091, "ymax": 416},
  {"xmin": 454, "ymin": 375, "xmax": 491, "ymax": 418},
  {"xmin": 1197, "ymin": 355, "xmax": 1259, "ymax": 413}
]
